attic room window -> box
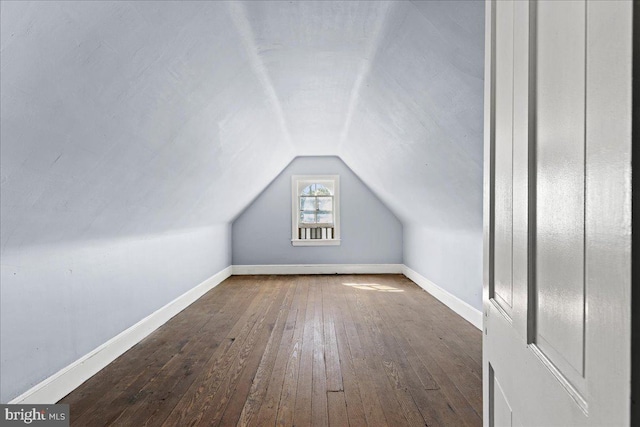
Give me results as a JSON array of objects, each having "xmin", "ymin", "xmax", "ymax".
[{"xmin": 291, "ymin": 175, "xmax": 340, "ymax": 246}]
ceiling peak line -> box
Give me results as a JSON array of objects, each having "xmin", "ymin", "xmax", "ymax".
[
  {"xmin": 227, "ymin": 1, "xmax": 295, "ymax": 152},
  {"xmin": 337, "ymin": 0, "xmax": 393, "ymax": 153}
]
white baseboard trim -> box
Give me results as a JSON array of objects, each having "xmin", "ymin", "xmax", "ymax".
[
  {"xmin": 8, "ymin": 266, "xmax": 233, "ymax": 405},
  {"xmin": 232, "ymin": 264, "xmax": 404, "ymax": 275},
  {"xmin": 402, "ymin": 265, "xmax": 483, "ymax": 331}
]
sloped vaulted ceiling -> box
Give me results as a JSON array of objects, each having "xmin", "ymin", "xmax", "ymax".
[
  {"xmin": 340, "ymin": 1, "xmax": 484, "ymax": 229},
  {"xmin": 1, "ymin": 0, "xmax": 483, "ymax": 250}
]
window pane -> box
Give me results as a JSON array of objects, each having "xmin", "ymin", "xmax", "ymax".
[
  {"xmin": 300, "ymin": 196, "xmax": 316, "ymax": 211},
  {"xmin": 301, "ymin": 183, "xmax": 332, "ymax": 196},
  {"xmin": 314, "ymin": 184, "xmax": 331, "ymax": 195},
  {"xmin": 300, "ymin": 212, "xmax": 316, "ymax": 223},
  {"xmin": 317, "ymin": 197, "xmax": 333, "ymax": 212},
  {"xmin": 317, "ymin": 212, "xmax": 333, "ymax": 224}
]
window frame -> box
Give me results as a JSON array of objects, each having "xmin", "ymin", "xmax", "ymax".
[{"xmin": 291, "ymin": 175, "xmax": 340, "ymax": 246}]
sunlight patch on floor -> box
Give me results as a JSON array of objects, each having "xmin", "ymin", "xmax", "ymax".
[{"xmin": 341, "ymin": 283, "xmax": 404, "ymax": 292}]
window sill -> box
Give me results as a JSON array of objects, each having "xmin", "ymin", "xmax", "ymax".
[{"xmin": 291, "ymin": 239, "xmax": 341, "ymax": 247}]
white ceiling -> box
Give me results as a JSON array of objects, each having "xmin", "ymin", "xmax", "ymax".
[{"xmin": 0, "ymin": 0, "xmax": 484, "ymax": 251}]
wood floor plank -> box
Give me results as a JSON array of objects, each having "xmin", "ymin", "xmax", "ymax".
[
  {"xmin": 60, "ymin": 274, "xmax": 482, "ymax": 427},
  {"xmin": 293, "ymin": 277, "xmax": 319, "ymax": 427},
  {"xmin": 327, "ymin": 391, "xmax": 349, "ymax": 427},
  {"xmin": 328, "ymin": 276, "xmax": 368, "ymax": 427},
  {"xmin": 334, "ymin": 276, "xmax": 388, "ymax": 427},
  {"xmin": 311, "ymin": 276, "xmax": 329, "ymax": 427},
  {"xmin": 238, "ymin": 277, "xmax": 303, "ymax": 427},
  {"xmin": 275, "ymin": 279, "xmax": 309, "ymax": 426},
  {"xmin": 322, "ymin": 277, "xmax": 343, "ymax": 393}
]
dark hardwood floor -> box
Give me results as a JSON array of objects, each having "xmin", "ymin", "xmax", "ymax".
[{"xmin": 60, "ymin": 274, "xmax": 482, "ymax": 426}]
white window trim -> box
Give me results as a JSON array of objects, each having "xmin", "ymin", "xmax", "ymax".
[{"xmin": 291, "ymin": 175, "xmax": 340, "ymax": 246}]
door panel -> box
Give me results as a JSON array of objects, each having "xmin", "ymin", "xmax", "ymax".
[
  {"xmin": 483, "ymin": 1, "xmax": 633, "ymax": 426},
  {"xmin": 490, "ymin": 365, "xmax": 513, "ymax": 427},
  {"xmin": 535, "ymin": 0, "xmax": 586, "ymax": 385}
]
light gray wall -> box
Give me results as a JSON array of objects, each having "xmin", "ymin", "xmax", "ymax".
[
  {"xmin": 404, "ymin": 225, "xmax": 482, "ymax": 310},
  {"xmin": 0, "ymin": 225, "xmax": 231, "ymax": 402},
  {"xmin": 0, "ymin": 225, "xmax": 230, "ymax": 403},
  {"xmin": 233, "ymin": 156, "xmax": 402, "ymax": 265}
]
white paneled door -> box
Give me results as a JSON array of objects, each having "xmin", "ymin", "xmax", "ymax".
[{"xmin": 483, "ymin": 1, "xmax": 633, "ymax": 426}]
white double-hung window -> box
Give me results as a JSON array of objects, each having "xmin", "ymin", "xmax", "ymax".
[{"xmin": 291, "ymin": 175, "xmax": 340, "ymax": 246}]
